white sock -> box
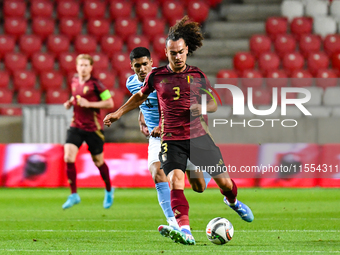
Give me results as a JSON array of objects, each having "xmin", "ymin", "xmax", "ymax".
[
  {"xmin": 229, "ymin": 199, "xmax": 238, "ymax": 206},
  {"xmin": 180, "ymin": 225, "xmax": 191, "ymax": 232},
  {"xmin": 167, "ymin": 217, "xmax": 179, "ymax": 228}
]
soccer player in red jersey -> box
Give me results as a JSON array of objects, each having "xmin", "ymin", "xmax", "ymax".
[
  {"xmin": 104, "ymin": 16, "xmax": 254, "ymax": 244},
  {"xmin": 62, "ymin": 54, "xmax": 114, "ymax": 210}
]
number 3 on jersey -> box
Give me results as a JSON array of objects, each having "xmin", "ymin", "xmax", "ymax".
[{"xmin": 173, "ymin": 87, "xmax": 180, "ymax": 100}]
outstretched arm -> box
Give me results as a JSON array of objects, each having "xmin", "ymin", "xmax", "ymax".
[{"xmin": 103, "ymin": 90, "xmax": 148, "ymax": 127}]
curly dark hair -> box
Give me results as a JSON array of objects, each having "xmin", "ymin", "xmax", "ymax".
[{"xmin": 166, "ymin": 15, "xmax": 204, "ymax": 55}]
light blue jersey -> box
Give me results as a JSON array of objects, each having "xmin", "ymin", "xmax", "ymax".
[{"xmin": 126, "ymin": 74, "xmax": 159, "ymax": 133}]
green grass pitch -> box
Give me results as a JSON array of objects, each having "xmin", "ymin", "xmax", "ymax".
[{"xmin": 0, "ymin": 188, "xmax": 339, "ymax": 254}]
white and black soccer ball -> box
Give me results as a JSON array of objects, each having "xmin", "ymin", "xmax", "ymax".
[{"xmin": 206, "ymin": 217, "xmax": 234, "ymax": 245}]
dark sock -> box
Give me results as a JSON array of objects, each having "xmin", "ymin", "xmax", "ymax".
[
  {"xmin": 220, "ymin": 179, "xmax": 238, "ymax": 204},
  {"xmin": 171, "ymin": 189, "xmax": 190, "ymax": 227},
  {"xmin": 98, "ymin": 162, "xmax": 111, "ymax": 192},
  {"xmin": 66, "ymin": 162, "xmax": 77, "ymax": 194}
]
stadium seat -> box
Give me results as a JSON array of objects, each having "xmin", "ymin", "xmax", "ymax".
[
  {"xmin": 241, "ymin": 69, "xmax": 263, "ymax": 88},
  {"xmin": 299, "ymin": 34, "xmax": 322, "ymax": 58},
  {"xmin": 187, "ymin": 1, "xmax": 209, "ymax": 23},
  {"xmin": 290, "ymin": 17, "xmax": 313, "ymax": 41},
  {"xmin": 233, "ymin": 52, "xmax": 256, "ymax": 75},
  {"xmin": 331, "ymin": 52, "xmax": 340, "ymax": 74},
  {"xmin": 0, "ymin": 71, "xmax": 10, "ymax": 88},
  {"xmin": 258, "ymin": 52, "xmax": 280, "ymax": 76},
  {"xmin": 152, "ymin": 34, "xmax": 167, "ymax": 60},
  {"xmin": 31, "ymin": 52, "xmax": 55, "ymax": 74},
  {"xmin": 114, "ymin": 18, "xmax": 138, "ymax": 42},
  {"xmin": 4, "ymin": 52, "xmax": 28, "ymax": 74},
  {"xmin": 118, "ymin": 69, "xmax": 134, "ymax": 95},
  {"xmin": 109, "ymin": 0, "xmax": 132, "ymax": 20},
  {"xmin": 30, "ymin": 0, "xmax": 53, "ymax": 18},
  {"xmin": 59, "ymin": 52, "xmax": 77, "ymax": 74},
  {"xmin": 3, "ymin": 0, "xmax": 26, "ymax": 18},
  {"xmin": 0, "ymin": 35, "xmax": 15, "ymax": 59},
  {"xmin": 281, "ymin": 0, "xmax": 304, "ymax": 22},
  {"xmin": 32, "ymin": 17, "xmax": 55, "ymax": 41},
  {"xmin": 57, "ymin": 0, "xmax": 80, "ymax": 18},
  {"xmin": 59, "ymin": 17, "xmax": 82, "ymax": 41},
  {"xmin": 13, "ymin": 70, "xmax": 36, "ymax": 91},
  {"xmin": 314, "ymin": 16, "xmax": 337, "ymax": 38},
  {"xmin": 87, "ymin": 18, "xmax": 110, "ymax": 42},
  {"xmin": 93, "ymin": 69, "xmax": 116, "ymax": 88},
  {"xmin": 323, "ymin": 34, "xmax": 340, "ymax": 57},
  {"xmin": 46, "ymin": 34, "xmax": 70, "ymax": 58},
  {"xmin": 90, "ymin": 53, "xmax": 109, "ymax": 72},
  {"xmin": 291, "ymin": 70, "xmax": 313, "ymax": 87},
  {"xmin": 305, "ymin": 0, "xmax": 328, "ymax": 18},
  {"xmin": 265, "ymin": 17, "xmax": 288, "ymax": 41},
  {"xmin": 274, "ymin": 34, "xmax": 297, "ymax": 59},
  {"xmin": 100, "ymin": 35, "xmax": 124, "ymax": 58},
  {"xmin": 83, "ymin": 0, "xmax": 106, "ymax": 19},
  {"xmin": 45, "ymin": 88, "xmax": 70, "ymax": 104},
  {"xmin": 0, "ymin": 106, "xmax": 22, "ymax": 116},
  {"xmin": 249, "ymin": 34, "xmax": 272, "ymax": 59},
  {"xmin": 330, "ymin": 0, "xmax": 340, "ymax": 18},
  {"xmin": 0, "ymin": 88, "xmax": 14, "ymax": 104},
  {"xmin": 40, "ymin": 70, "xmax": 64, "ymax": 91},
  {"xmin": 111, "ymin": 52, "xmax": 131, "ymax": 76},
  {"xmin": 216, "ymin": 69, "xmax": 238, "ymax": 85},
  {"xmin": 4, "ymin": 17, "xmax": 27, "ymax": 41},
  {"xmin": 162, "ymin": 1, "xmax": 185, "ymax": 25},
  {"xmin": 142, "ymin": 18, "xmax": 166, "ymax": 41},
  {"xmin": 282, "ymin": 52, "xmax": 305, "ymax": 76},
  {"xmin": 135, "ymin": 0, "xmax": 159, "ymax": 21},
  {"xmin": 265, "ymin": 69, "xmax": 288, "ymax": 88},
  {"xmin": 126, "ymin": 35, "xmax": 150, "ymax": 52},
  {"xmin": 323, "ymin": 87, "xmax": 340, "ymax": 105},
  {"xmin": 18, "ymin": 34, "xmax": 42, "ymax": 59},
  {"xmin": 307, "ymin": 52, "xmax": 330, "ymax": 76},
  {"xmin": 17, "ymin": 88, "xmax": 42, "ymax": 104},
  {"xmin": 248, "ymin": 87, "xmax": 271, "ymax": 105},
  {"xmin": 150, "ymin": 53, "xmax": 160, "ymax": 68},
  {"xmin": 315, "ymin": 69, "xmax": 338, "ymax": 89},
  {"xmin": 74, "ymin": 34, "xmax": 97, "ymax": 54},
  {"xmin": 109, "ymin": 87, "xmax": 126, "ymax": 111}
]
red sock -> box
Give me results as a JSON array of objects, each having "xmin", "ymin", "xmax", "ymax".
[
  {"xmin": 66, "ymin": 163, "xmax": 77, "ymax": 194},
  {"xmin": 220, "ymin": 179, "xmax": 238, "ymax": 203},
  {"xmin": 98, "ymin": 162, "xmax": 111, "ymax": 192},
  {"xmin": 171, "ymin": 189, "xmax": 190, "ymax": 227}
]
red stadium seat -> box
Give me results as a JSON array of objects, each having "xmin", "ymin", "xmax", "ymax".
[
  {"xmin": 17, "ymin": 88, "xmax": 42, "ymax": 104},
  {"xmin": 83, "ymin": 0, "xmax": 106, "ymax": 19},
  {"xmin": 40, "ymin": 70, "xmax": 64, "ymax": 91},
  {"xmin": 31, "ymin": 52, "xmax": 55, "ymax": 74},
  {"xmin": 47, "ymin": 34, "xmax": 70, "ymax": 58},
  {"xmin": 59, "ymin": 52, "xmax": 77, "ymax": 74},
  {"xmin": 258, "ymin": 52, "xmax": 280, "ymax": 76},
  {"xmin": 135, "ymin": 0, "xmax": 159, "ymax": 21},
  {"xmin": 248, "ymin": 87, "xmax": 271, "ymax": 105},
  {"xmin": 291, "ymin": 70, "xmax": 313, "ymax": 87},
  {"xmin": 90, "ymin": 52, "xmax": 109, "ymax": 72},
  {"xmin": 93, "ymin": 69, "xmax": 116, "ymax": 88},
  {"xmin": 233, "ymin": 52, "xmax": 256, "ymax": 75},
  {"xmin": 162, "ymin": 1, "xmax": 184, "ymax": 25},
  {"xmin": 59, "ymin": 17, "xmax": 82, "ymax": 41},
  {"xmin": 109, "ymin": 87, "xmax": 126, "ymax": 111},
  {"xmin": 282, "ymin": 52, "xmax": 305, "ymax": 76},
  {"xmin": 111, "ymin": 52, "xmax": 131, "ymax": 75},
  {"xmin": 100, "ymin": 35, "xmax": 124, "ymax": 58},
  {"xmin": 241, "ymin": 69, "xmax": 263, "ymax": 88},
  {"xmin": 13, "ymin": 70, "xmax": 36, "ymax": 91},
  {"xmin": 299, "ymin": 34, "xmax": 322, "ymax": 58},
  {"xmin": 4, "ymin": 17, "xmax": 27, "ymax": 41},
  {"xmin": 249, "ymin": 34, "xmax": 271, "ymax": 59},
  {"xmin": 0, "ymin": 88, "xmax": 14, "ymax": 104},
  {"xmin": 74, "ymin": 34, "xmax": 97, "ymax": 54},
  {"xmin": 290, "ymin": 17, "xmax": 313, "ymax": 41},
  {"xmin": 32, "ymin": 17, "xmax": 55, "ymax": 41},
  {"xmin": 307, "ymin": 52, "xmax": 329, "ymax": 76},
  {"xmin": 4, "ymin": 52, "xmax": 28, "ymax": 74},
  {"xmin": 150, "ymin": 52, "xmax": 160, "ymax": 68},
  {"xmin": 0, "ymin": 35, "xmax": 15, "ymax": 59},
  {"xmin": 118, "ymin": 69, "xmax": 134, "ymax": 95},
  {"xmin": 19, "ymin": 34, "xmax": 42, "ymax": 58},
  {"xmin": 265, "ymin": 70, "xmax": 288, "ymax": 88},
  {"xmin": 187, "ymin": 1, "xmax": 209, "ymax": 23},
  {"xmin": 127, "ymin": 35, "xmax": 150, "ymax": 52},
  {"xmin": 0, "ymin": 106, "xmax": 22, "ymax": 116},
  {"xmin": 265, "ymin": 17, "xmax": 288, "ymax": 41},
  {"xmin": 3, "ymin": 0, "xmax": 26, "ymax": 18},
  {"xmin": 324, "ymin": 34, "xmax": 340, "ymax": 57},
  {"xmin": 152, "ymin": 34, "xmax": 167, "ymax": 60},
  {"xmin": 45, "ymin": 88, "xmax": 70, "ymax": 104},
  {"xmin": 57, "ymin": 0, "xmax": 80, "ymax": 18},
  {"xmin": 109, "ymin": 0, "xmax": 132, "ymax": 20},
  {"xmin": 0, "ymin": 71, "xmax": 10, "ymax": 88},
  {"xmin": 30, "ymin": 0, "xmax": 53, "ymax": 18},
  {"xmin": 274, "ymin": 34, "xmax": 297, "ymax": 59},
  {"xmin": 216, "ymin": 69, "xmax": 238, "ymax": 85},
  {"xmin": 87, "ymin": 19, "xmax": 110, "ymax": 42},
  {"xmin": 316, "ymin": 69, "xmax": 338, "ymax": 89},
  {"xmin": 114, "ymin": 18, "xmax": 138, "ymax": 42}
]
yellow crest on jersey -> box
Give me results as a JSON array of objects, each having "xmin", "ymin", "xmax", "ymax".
[
  {"xmin": 83, "ymin": 86, "xmax": 89, "ymax": 94},
  {"xmin": 187, "ymin": 75, "xmax": 194, "ymax": 84}
]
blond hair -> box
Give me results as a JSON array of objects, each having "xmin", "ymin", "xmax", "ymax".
[{"xmin": 76, "ymin": 54, "xmax": 94, "ymax": 65}]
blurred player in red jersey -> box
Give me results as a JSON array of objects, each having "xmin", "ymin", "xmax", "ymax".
[
  {"xmin": 62, "ymin": 54, "xmax": 114, "ymax": 210},
  {"xmin": 104, "ymin": 16, "xmax": 254, "ymax": 244}
]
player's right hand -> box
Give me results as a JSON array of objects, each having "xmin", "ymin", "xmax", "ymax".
[{"xmin": 103, "ymin": 112, "xmax": 120, "ymax": 127}]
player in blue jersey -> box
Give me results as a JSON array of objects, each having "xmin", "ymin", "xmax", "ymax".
[{"xmin": 127, "ymin": 47, "xmax": 211, "ymax": 233}]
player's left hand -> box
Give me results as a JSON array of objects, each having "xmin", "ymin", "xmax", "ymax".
[
  {"xmin": 151, "ymin": 126, "xmax": 161, "ymax": 137},
  {"xmin": 103, "ymin": 112, "xmax": 120, "ymax": 127},
  {"xmin": 76, "ymin": 96, "xmax": 90, "ymax": 108},
  {"xmin": 190, "ymin": 104, "xmax": 201, "ymax": 116}
]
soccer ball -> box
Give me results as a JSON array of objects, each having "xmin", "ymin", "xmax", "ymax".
[{"xmin": 206, "ymin": 217, "xmax": 234, "ymax": 245}]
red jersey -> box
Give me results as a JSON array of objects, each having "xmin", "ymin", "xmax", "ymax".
[
  {"xmin": 141, "ymin": 65, "xmax": 213, "ymax": 141},
  {"xmin": 70, "ymin": 75, "xmax": 109, "ymax": 132}
]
